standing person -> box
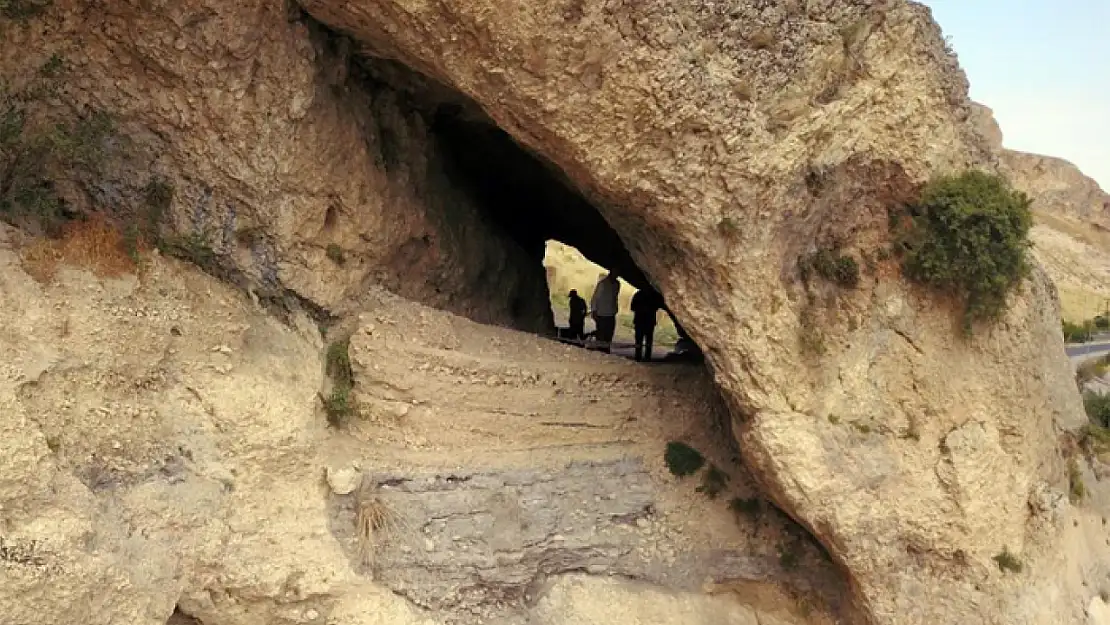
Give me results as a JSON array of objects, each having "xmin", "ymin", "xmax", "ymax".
[
  {"xmin": 567, "ymin": 289, "xmax": 587, "ymax": 341},
  {"xmin": 589, "ymin": 271, "xmax": 620, "ymax": 353},
  {"xmin": 631, "ymin": 288, "xmax": 663, "ymax": 362}
]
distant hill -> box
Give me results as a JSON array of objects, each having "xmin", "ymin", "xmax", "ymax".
[{"xmin": 971, "ymin": 103, "xmax": 1110, "ymax": 321}]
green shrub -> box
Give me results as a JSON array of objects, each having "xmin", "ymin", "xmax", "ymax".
[
  {"xmin": 729, "ymin": 497, "xmax": 761, "ymax": 517},
  {"xmin": 1064, "ymin": 320, "xmax": 1094, "ymax": 343},
  {"xmin": 326, "ymin": 243, "xmax": 345, "ymax": 265},
  {"xmin": 992, "ymin": 547, "xmax": 1023, "ymax": 573},
  {"xmin": 0, "ymin": 0, "xmax": 53, "ymax": 20},
  {"xmin": 1096, "ymin": 316, "xmax": 1110, "ymax": 330},
  {"xmin": 696, "ymin": 465, "xmax": 730, "ymax": 499},
  {"xmin": 800, "ymin": 248, "xmax": 860, "ymax": 288},
  {"xmin": 163, "ymin": 231, "xmax": 217, "ymax": 271},
  {"xmin": 1082, "ymin": 423, "xmax": 1110, "ymax": 454},
  {"xmin": 664, "ymin": 442, "xmax": 704, "ymax": 478},
  {"xmin": 0, "ymin": 59, "xmax": 116, "ymax": 236},
  {"xmin": 323, "ymin": 339, "xmax": 354, "ymax": 427},
  {"xmin": 896, "ymin": 171, "xmax": 1032, "ymax": 331},
  {"xmin": 1069, "ymin": 457, "xmax": 1086, "ymax": 503},
  {"xmin": 1084, "ymin": 392, "xmax": 1110, "ymax": 429}
]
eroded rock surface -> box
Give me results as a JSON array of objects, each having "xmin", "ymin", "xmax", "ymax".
[
  {"xmin": 295, "ymin": 1, "xmax": 1103, "ymax": 623},
  {"xmin": 0, "ymin": 232, "xmax": 841, "ymax": 625},
  {"xmin": 2, "ymin": 1, "xmax": 1108, "ymax": 624},
  {"xmin": 0, "ymin": 1, "xmax": 552, "ymax": 331}
]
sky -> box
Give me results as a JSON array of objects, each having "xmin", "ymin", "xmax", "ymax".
[{"xmin": 921, "ymin": 0, "xmax": 1110, "ymax": 189}]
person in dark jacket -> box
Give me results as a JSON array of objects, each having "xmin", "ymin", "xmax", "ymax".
[
  {"xmin": 567, "ymin": 289, "xmax": 587, "ymax": 341},
  {"xmin": 630, "ymin": 288, "xmax": 664, "ymax": 361}
]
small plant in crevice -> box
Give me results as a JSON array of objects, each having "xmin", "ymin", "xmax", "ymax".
[
  {"xmin": 799, "ymin": 247, "xmax": 860, "ymax": 289},
  {"xmin": 1081, "ymin": 423, "xmax": 1110, "ymax": 455},
  {"xmin": 326, "ymin": 243, "xmax": 345, "ymax": 265},
  {"xmin": 322, "ymin": 339, "xmax": 354, "ymax": 427},
  {"xmin": 827, "ymin": 414, "xmax": 841, "ymax": 425},
  {"xmin": 778, "ymin": 540, "xmax": 801, "ymax": 570},
  {"xmin": 729, "ymin": 496, "xmax": 761, "ymax": 518},
  {"xmin": 354, "ymin": 484, "xmax": 407, "ymax": 567},
  {"xmin": 717, "ymin": 216, "xmax": 741, "ymax": 238},
  {"xmin": 696, "ymin": 464, "xmax": 730, "ymax": 500},
  {"xmin": 992, "ymin": 547, "xmax": 1023, "ymax": 574},
  {"xmin": 893, "ymin": 170, "xmax": 1032, "ymax": 333},
  {"xmin": 797, "ymin": 304, "xmax": 826, "ymax": 356},
  {"xmin": 1068, "ymin": 457, "xmax": 1086, "ymax": 504},
  {"xmin": 163, "ymin": 230, "xmax": 218, "ymax": 271},
  {"xmin": 0, "ymin": 0, "xmax": 53, "ymax": 21},
  {"xmin": 664, "ymin": 441, "xmax": 704, "ymax": 478}
]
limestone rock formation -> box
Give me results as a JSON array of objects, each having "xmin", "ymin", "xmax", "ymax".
[
  {"xmin": 2, "ymin": 2, "xmax": 1108, "ymax": 625},
  {"xmin": 971, "ymin": 104, "xmax": 1110, "ymax": 228},
  {"xmin": 0, "ymin": 231, "xmax": 842, "ymax": 624}
]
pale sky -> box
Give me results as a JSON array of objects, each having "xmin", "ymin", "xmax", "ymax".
[{"xmin": 922, "ymin": 0, "xmax": 1110, "ymax": 190}]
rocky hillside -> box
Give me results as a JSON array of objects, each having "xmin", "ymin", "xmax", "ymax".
[
  {"xmin": 971, "ymin": 103, "xmax": 1110, "ymax": 320},
  {"xmin": 2, "ymin": 2, "xmax": 1107, "ymax": 625}
]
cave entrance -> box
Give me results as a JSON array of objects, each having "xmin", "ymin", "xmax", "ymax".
[{"xmin": 427, "ymin": 99, "xmax": 697, "ymax": 363}]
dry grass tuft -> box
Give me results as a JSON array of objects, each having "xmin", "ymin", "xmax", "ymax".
[
  {"xmin": 355, "ymin": 486, "xmax": 408, "ymax": 566},
  {"xmin": 20, "ymin": 217, "xmax": 140, "ymax": 283}
]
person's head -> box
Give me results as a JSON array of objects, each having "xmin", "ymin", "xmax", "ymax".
[
  {"xmin": 606, "ymin": 270, "xmax": 618, "ymax": 282},
  {"xmin": 569, "ymin": 289, "xmax": 578, "ymax": 298}
]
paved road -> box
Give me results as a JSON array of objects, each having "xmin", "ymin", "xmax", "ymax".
[{"xmin": 1067, "ymin": 342, "xmax": 1110, "ymax": 359}]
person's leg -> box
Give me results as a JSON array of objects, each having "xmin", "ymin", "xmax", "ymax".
[
  {"xmin": 644, "ymin": 324, "xmax": 655, "ymax": 361},
  {"xmin": 634, "ymin": 326, "xmax": 645, "ymax": 361},
  {"xmin": 601, "ymin": 316, "xmax": 615, "ymax": 353}
]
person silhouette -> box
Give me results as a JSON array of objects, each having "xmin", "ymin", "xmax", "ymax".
[
  {"xmin": 589, "ymin": 271, "xmax": 620, "ymax": 353},
  {"xmin": 567, "ymin": 289, "xmax": 587, "ymax": 341},
  {"xmin": 631, "ymin": 288, "xmax": 663, "ymax": 361}
]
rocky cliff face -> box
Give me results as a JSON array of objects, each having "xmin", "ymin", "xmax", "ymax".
[
  {"xmin": 971, "ymin": 103, "xmax": 1110, "ymax": 228},
  {"xmin": 2, "ymin": 2, "xmax": 1107, "ymax": 625},
  {"xmin": 970, "ymin": 103, "xmax": 1110, "ymax": 320}
]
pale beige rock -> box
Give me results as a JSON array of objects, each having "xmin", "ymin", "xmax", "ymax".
[
  {"xmin": 2, "ymin": 2, "xmax": 1106, "ymax": 624},
  {"xmin": 326, "ymin": 465, "xmax": 363, "ymax": 495},
  {"xmin": 0, "ymin": 234, "xmax": 842, "ymax": 625},
  {"xmin": 529, "ymin": 575, "xmax": 763, "ymax": 625},
  {"xmin": 292, "ymin": 1, "xmax": 1098, "ymax": 623}
]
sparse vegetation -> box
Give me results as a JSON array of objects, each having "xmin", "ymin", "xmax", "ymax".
[
  {"xmin": 1076, "ymin": 355, "xmax": 1110, "ymax": 388},
  {"xmin": 798, "ymin": 305, "xmax": 826, "ymax": 356},
  {"xmin": 992, "ymin": 547, "xmax": 1023, "ymax": 574},
  {"xmin": 778, "ymin": 541, "xmax": 801, "ymax": 570},
  {"xmin": 1063, "ymin": 319, "xmax": 1095, "ymax": 343},
  {"xmin": 326, "ymin": 243, "xmax": 345, "ymax": 265},
  {"xmin": 827, "ymin": 414, "xmax": 841, "ymax": 425},
  {"xmin": 1081, "ymin": 423, "xmax": 1110, "ymax": 454},
  {"xmin": 1, "ymin": 54, "xmax": 118, "ymax": 240},
  {"xmin": 851, "ymin": 421, "xmax": 872, "ymax": 435},
  {"xmin": 800, "ymin": 247, "xmax": 860, "ymax": 289},
  {"xmin": 894, "ymin": 171, "xmax": 1032, "ymax": 332},
  {"xmin": 1084, "ymin": 391, "xmax": 1110, "ymax": 427},
  {"xmin": 19, "ymin": 216, "xmax": 138, "ymax": 282},
  {"xmin": 664, "ymin": 441, "xmax": 705, "ymax": 478},
  {"xmin": 729, "ymin": 497, "xmax": 761, "ymax": 517},
  {"xmin": 354, "ymin": 484, "xmax": 407, "ymax": 566},
  {"xmin": 0, "ymin": 0, "xmax": 53, "ymax": 20},
  {"xmin": 697, "ymin": 464, "xmax": 730, "ymax": 499},
  {"xmin": 163, "ymin": 231, "xmax": 218, "ymax": 271},
  {"xmin": 717, "ymin": 216, "xmax": 741, "ymax": 237},
  {"xmin": 323, "ymin": 339, "xmax": 355, "ymax": 427},
  {"xmin": 1069, "ymin": 457, "xmax": 1086, "ymax": 503}
]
